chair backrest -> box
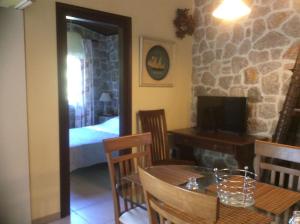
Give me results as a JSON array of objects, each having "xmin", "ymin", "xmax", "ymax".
[
  {"xmin": 138, "ymin": 109, "xmax": 170, "ymax": 163},
  {"xmin": 255, "ymin": 140, "xmax": 300, "ymax": 190},
  {"xmin": 138, "ymin": 167, "xmax": 218, "ymax": 224},
  {"xmin": 103, "ymin": 133, "xmax": 152, "ymax": 224}
]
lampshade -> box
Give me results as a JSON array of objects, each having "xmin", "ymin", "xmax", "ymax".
[
  {"xmin": 99, "ymin": 92, "xmax": 112, "ymax": 102},
  {"xmin": 212, "ymin": 0, "xmax": 251, "ymax": 21}
]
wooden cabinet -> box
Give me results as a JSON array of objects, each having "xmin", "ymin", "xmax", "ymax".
[
  {"xmin": 175, "ymin": 135, "xmax": 235, "ymax": 154},
  {"xmin": 169, "ymin": 128, "xmax": 265, "ymax": 171}
]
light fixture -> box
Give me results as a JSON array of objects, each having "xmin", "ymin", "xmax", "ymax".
[
  {"xmin": 212, "ymin": 0, "xmax": 251, "ymax": 21},
  {"xmin": 15, "ymin": 0, "xmax": 32, "ymax": 10},
  {"xmin": 66, "ymin": 16, "xmax": 77, "ymax": 20},
  {"xmin": 99, "ymin": 92, "xmax": 112, "ymax": 115}
]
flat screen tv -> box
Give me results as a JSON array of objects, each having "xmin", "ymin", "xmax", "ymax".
[{"xmin": 197, "ymin": 96, "xmax": 247, "ymax": 135}]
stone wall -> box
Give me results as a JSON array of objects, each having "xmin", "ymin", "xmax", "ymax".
[
  {"xmin": 192, "ymin": 0, "xmax": 300, "ymax": 138},
  {"xmin": 92, "ymin": 34, "xmax": 120, "ymax": 118},
  {"xmin": 68, "ymin": 23, "xmax": 119, "ymax": 127},
  {"xmin": 103, "ymin": 35, "xmax": 120, "ymax": 115}
]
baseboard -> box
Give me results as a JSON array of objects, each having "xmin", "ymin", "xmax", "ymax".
[{"xmin": 32, "ymin": 213, "xmax": 60, "ymax": 224}]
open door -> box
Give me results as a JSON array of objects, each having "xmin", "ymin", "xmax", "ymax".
[{"xmin": 56, "ymin": 2, "xmax": 132, "ymax": 217}]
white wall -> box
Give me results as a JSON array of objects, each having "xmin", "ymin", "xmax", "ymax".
[{"xmin": 0, "ymin": 8, "xmax": 31, "ymax": 223}]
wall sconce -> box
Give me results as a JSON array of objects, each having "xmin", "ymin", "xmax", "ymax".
[
  {"xmin": 99, "ymin": 92, "xmax": 112, "ymax": 115},
  {"xmin": 174, "ymin": 8, "xmax": 195, "ymax": 39},
  {"xmin": 212, "ymin": 0, "xmax": 251, "ymax": 21}
]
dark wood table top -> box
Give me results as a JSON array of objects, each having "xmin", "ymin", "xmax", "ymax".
[{"xmin": 169, "ymin": 128, "xmax": 260, "ymax": 146}]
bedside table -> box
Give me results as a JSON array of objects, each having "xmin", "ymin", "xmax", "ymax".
[{"xmin": 98, "ymin": 115, "xmax": 115, "ymax": 123}]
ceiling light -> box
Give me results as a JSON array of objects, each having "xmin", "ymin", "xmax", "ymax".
[
  {"xmin": 15, "ymin": 0, "xmax": 32, "ymax": 10},
  {"xmin": 212, "ymin": 0, "xmax": 251, "ymax": 21}
]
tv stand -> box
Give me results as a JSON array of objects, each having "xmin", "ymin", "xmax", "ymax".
[
  {"xmin": 209, "ymin": 129, "xmax": 244, "ymax": 136},
  {"xmin": 169, "ymin": 128, "xmax": 264, "ymax": 171}
]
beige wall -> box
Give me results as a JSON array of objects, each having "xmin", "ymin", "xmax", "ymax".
[
  {"xmin": 25, "ymin": 0, "xmax": 192, "ymax": 219},
  {"xmin": 0, "ymin": 8, "xmax": 31, "ymax": 223}
]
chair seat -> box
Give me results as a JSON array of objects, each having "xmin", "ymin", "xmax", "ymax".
[{"xmin": 119, "ymin": 207, "xmax": 149, "ymax": 224}]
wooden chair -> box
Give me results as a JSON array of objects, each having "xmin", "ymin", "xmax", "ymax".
[
  {"xmin": 104, "ymin": 133, "xmax": 152, "ymax": 224},
  {"xmin": 255, "ymin": 140, "xmax": 300, "ymax": 190},
  {"xmin": 138, "ymin": 109, "xmax": 195, "ymax": 165},
  {"xmin": 138, "ymin": 167, "xmax": 218, "ymax": 224}
]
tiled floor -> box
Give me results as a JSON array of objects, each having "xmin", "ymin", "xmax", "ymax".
[{"xmin": 50, "ymin": 164, "xmax": 115, "ymax": 224}]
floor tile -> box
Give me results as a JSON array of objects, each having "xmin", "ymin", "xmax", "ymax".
[
  {"xmin": 48, "ymin": 212, "xmax": 89, "ymax": 224},
  {"xmin": 103, "ymin": 219, "xmax": 115, "ymax": 224},
  {"xmin": 69, "ymin": 164, "xmax": 115, "ymax": 223},
  {"xmin": 71, "ymin": 190, "xmax": 112, "ymax": 211},
  {"xmin": 75, "ymin": 200, "xmax": 115, "ymax": 224}
]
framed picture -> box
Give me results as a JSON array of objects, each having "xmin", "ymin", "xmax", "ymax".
[{"xmin": 139, "ymin": 36, "xmax": 175, "ymax": 87}]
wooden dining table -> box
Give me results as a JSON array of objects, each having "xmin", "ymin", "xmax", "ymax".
[{"xmin": 117, "ymin": 165, "xmax": 300, "ymax": 224}]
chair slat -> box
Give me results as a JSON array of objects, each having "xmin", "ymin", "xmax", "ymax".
[
  {"xmin": 288, "ymin": 175, "xmax": 294, "ymax": 189},
  {"xmin": 159, "ymin": 214, "xmax": 164, "ymax": 224},
  {"xmin": 129, "ymin": 183, "xmax": 134, "ymax": 209},
  {"xmin": 138, "ymin": 109, "xmax": 195, "ymax": 166},
  {"xmin": 120, "ymin": 162, "xmax": 125, "ymax": 177},
  {"xmin": 139, "ymin": 109, "xmax": 170, "ymax": 163},
  {"xmin": 275, "ymin": 215, "xmax": 280, "ymax": 223},
  {"xmin": 270, "ymin": 170, "xmax": 276, "ymax": 185},
  {"xmin": 130, "ymin": 158, "xmax": 135, "ymax": 174},
  {"xmin": 104, "ymin": 133, "xmax": 152, "ymax": 224},
  {"xmin": 260, "ymin": 162, "xmax": 300, "ymax": 177},
  {"xmin": 255, "ymin": 140, "xmax": 300, "ymax": 192},
  {"xmin": 124, "ymin": 193, "xmax": 128, "ymax": 211},
  {"xmin": 279, "ymin": 172, "xmax": 284, "ymax": 187},
  {"xmin": 125, "ymin": 159, "xmax": 130, "ymax": 176},
  {"xmin": 284, "ymin": 209, "xmax": 290, "ymax": 224}
]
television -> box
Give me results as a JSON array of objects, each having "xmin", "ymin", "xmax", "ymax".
[{"xmin": 197, "ymin": 96, "xmax": 247, "ymax": 135}]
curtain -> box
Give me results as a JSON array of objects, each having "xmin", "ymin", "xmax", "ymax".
[{"xmin": 72, "ymin": 39, "xmax": 95, "ymax": 127}]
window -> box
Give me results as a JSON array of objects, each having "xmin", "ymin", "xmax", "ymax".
[{"xmin": 67, "ymin": 54, "xmax": 83, "ymax": 106}]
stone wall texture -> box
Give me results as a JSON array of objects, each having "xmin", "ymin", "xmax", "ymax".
[
  {"xmin": 192, "ymin": 0, "xmax": 300, "ymax": 138},
  {"xmin": 68, "ymin": 23, "xmax": 119, "ymax": 127},
  {"xmin": 92, "ymin": 34, "xmax": 120, "ymax": 117}
]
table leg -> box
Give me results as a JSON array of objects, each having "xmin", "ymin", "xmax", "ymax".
[
  {"xmin": 175, "ymin": 144, "xmax": 196, "ymax": 162},
  {"xmin": 235, "ymin": 145, "xmax": 255, "ymax": 172}
]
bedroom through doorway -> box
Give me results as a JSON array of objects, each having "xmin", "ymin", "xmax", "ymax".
[
  {"xmin": 66, "ymin": 17, "xmax": 120, "ymax": 220},
  {"xmin": 56, "ymin": 3, "xmax": 132, "ymax": 218}
]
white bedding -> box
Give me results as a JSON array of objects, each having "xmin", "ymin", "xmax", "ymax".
[{"xmin": 69, "ymin": 117, "xmax": 119, "ymax": 172}]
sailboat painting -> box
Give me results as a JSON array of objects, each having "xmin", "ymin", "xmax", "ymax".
[
  {"xmin": 140, "ymin": 36, "xmax": 174, "ymax": 87},
  {"xmin": 146, "ymin": 45, "xmax": 169, "ymax": 80}
]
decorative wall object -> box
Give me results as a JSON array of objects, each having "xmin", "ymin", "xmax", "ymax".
[
  {"xmin": 174, "ymin": 8, "xmax": 195, "ymax": 39},
  {"xmin": 140, "ymin": 36, "xmax": 175, "ymax": 87}
]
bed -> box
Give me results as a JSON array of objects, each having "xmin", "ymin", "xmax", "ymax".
[{"xmin": 69, "ymin": 116, "xmax": 119, "ymax": 172}]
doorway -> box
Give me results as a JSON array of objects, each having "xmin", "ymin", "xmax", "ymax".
[{"xmin": 56, "ymin": 3, "xmax": 132, "ymax": 217}]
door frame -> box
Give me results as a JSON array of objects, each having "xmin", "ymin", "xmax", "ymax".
[{"xmin": 56, "ymin": 2, "xmax": 132, "ymax": 217}]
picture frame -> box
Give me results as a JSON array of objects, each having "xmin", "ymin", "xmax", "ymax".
[{"xmin": 139, "ymin": 36, "xmax": 175, "ymax": 87}]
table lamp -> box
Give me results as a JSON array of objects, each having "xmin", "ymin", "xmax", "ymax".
[{"xmin": 99, "ymin": 92, "xmax": 112, "ymax": 115}]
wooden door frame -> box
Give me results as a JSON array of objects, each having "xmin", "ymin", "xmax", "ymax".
[{"xmin": 56, "ymin": 2, "xmax": 132, "ymax": 217}]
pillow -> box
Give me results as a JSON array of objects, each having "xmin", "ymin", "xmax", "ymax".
[{"xmin": 87, "ymin": 116, "xmax": 119, "ymax": 135}]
